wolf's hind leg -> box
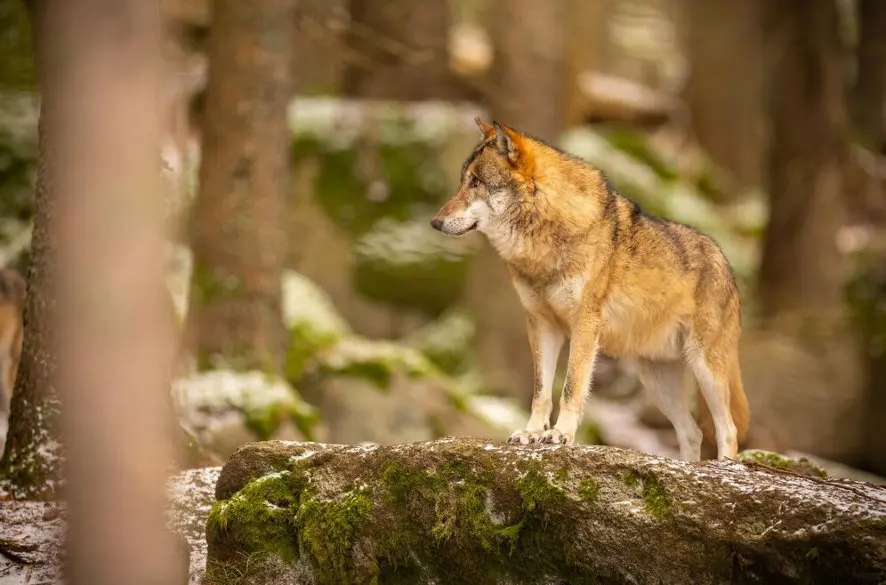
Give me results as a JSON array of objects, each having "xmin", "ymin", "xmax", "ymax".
[
  {"xmin": 687, "ymin": 342, "xmax": 738, "ymax": 459},
  {"xmin": 636, "ymin": 359, "xmax": 702, "ymax": 462}
]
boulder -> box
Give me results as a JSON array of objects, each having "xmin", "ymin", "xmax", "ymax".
[
  {"xmin": 205, "ymin": 439, "xmax": 886, "ymax": 585},
  {"xmin": 171, "ymin": 370, "xmax": 319, "ymax": 460}
]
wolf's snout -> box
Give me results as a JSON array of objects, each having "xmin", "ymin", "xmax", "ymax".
[{"xmin": 430, "ymin": 218, "xmax": 444, "ymax": 231}]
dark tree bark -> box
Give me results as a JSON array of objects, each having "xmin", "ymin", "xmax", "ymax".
[
  {"xmin": 852, "ymin": 0, "xmax": 886, "ymax": 152},
  {"xmin": 758, "ymin": 0, "xmax": 848, "ymax": 323},
  {"xmin": 186, "ymin": 0, "xmax": 293, "ymax": 374},
  {"xmin": 682, "ymin": 0, "xmax": 766, "ymax": 191},
  {"xmin": 0, "ymin": 1, "xmax": 60, "ymax": 500},
  {"xmin": 342, "ymin": 0, "xmax": 464, "ymax": 101}
]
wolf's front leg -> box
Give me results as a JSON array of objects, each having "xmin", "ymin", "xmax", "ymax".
[
  {"xmin": 508, "ymin": 315, "xmax": 564, "ymax": 445},
  {"xmin": 542, "ymin": 313, "xmax": 600, "ymax": 445}
]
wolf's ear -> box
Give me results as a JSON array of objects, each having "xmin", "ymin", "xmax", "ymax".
[
  {"xmin": 493, "ymin": 121, "xmax": 521, "ymax": 165},
  {"xmin": 475, "ymin": 116, "xmax": 495, "ymax": 140}
]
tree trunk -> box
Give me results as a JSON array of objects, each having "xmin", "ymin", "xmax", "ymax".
[
  {"xmin": 563, "ymin": 0, "xmax": 614, "ymax": 128},
  {"xmin": 342, "ymin": 0, "xmax": 463, "ymax": 101},
  {"xmin": 0, "ymin": 2, "xmax": 60, "ymax": 500},
  {"xmin": 758, "ymin": 0, "xmax": 847, "ymax": 323},
  {"xmin": 852, "ymin": 0, "xmax": 886, "ymax": 152},
  {"xmin": 682, "ymin": 0, "xmax": 766, "ymax": 192},
  {"xmin": 485, "ymin": 0, "xmax": 569, "ymax": 139},
  {"xmin": 1, "ymin": 1, "xmax": 187, "ymax": 584},
  {"xmin": 185, "ymin": 0, "xmax": 293, "ymax": 374},
  {"xmin": 205, "ymin": 439, "xmax": 886, "ymax": 585},
  {"xmin": 746, "ymin": 0, "xmax": 867, "ymax": 466}
]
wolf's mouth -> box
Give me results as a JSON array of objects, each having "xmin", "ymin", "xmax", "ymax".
[{"xmin": 454, "ymin": 221, "xmax": 478, "ymax": 236}]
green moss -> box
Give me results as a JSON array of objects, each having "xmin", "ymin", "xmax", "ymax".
[
  {"xmin": 579, "ymin": 478, "xmax": 600, "ymax": 502},
  {"xmin": 0, "ymin": 2, "xmax": 36, "ymax": 90},
  {"xmin": 737, "ymin": 449, "xmax": 828, "ymax": 478},
  {"xmin": 515, "ymin": 467, "xmax": 568, "ymax": 513},
  {"xmin": 738, "ymin": 450, "xmax": 792, "ymax": 470},
  {"xmin": 315, "ymin": 337, "xmax": 444, "ymax": 389},
  {"xmin": 353, "ymin": 218, "xmax": 478, "ymax": 315},
  {"xmin": 405, "ymin": 309, "xmax": 476, "ymax": 375},
  {"xmin": 281, "ymin": 270, "xmax": 350, "ymax": 382},
  {"xmin": 293, "ymin": 136, "xmax": 447, "ymax": 239},
  {"xmin": 296, "ymin": 486, "xmax": 375, "ymax": 583},
  {"xmin": 578, "ymin": 421, "xmax": 602, "ymax": 445},
  {"xmin": 209, "ymin": 443, "xmax": 607, "ymax": 584},
  {"xmin": 623, "ymin": 471, "xmax": 672, "ymax": 520},
  {"xmin": 190, "ymin": 260, "xmax": 244, "ymax": 311},
  {"xmin": 207, "ymin": 471, "xmax": 301, "ymax": 563},
  {"xmin": 599, "ymin": 125, "xmax": 678, "ymax": 182}
]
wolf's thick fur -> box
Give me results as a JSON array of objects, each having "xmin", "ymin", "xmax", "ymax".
[
  {"xmin": 431, "ymin": 119, "xmax": 749, "ymax": 460},
  {"xmin": 0, "ymin": 267, "xmax": 25, "ymax": 414}
]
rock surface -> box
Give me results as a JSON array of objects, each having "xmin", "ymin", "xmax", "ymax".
[
  {"xmin": 205, "ymin": 438, "xmax": 886, "ymax": 585},
  {"xmin": 0, "ymin": 466, "xmax": 220, "ymax": 585}
]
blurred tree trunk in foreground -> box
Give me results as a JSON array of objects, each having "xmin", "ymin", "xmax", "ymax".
[
  {"xmin": 682, "ymin": 0, "xmax": 766, "ymax": 192},
  {"xmin": 186, "ymin": 0, "xmax": 293, "ymax": 374},
  {"xmin": 13, "ymin": 1, "xmax": 185, "ymax": 584},
  {"xmin": 343, "ymin": 0, "xmax": 464, "ymax": 101},
  {"xmin": 746, "ymin": 0, "xmax": 865, "ymax": 463},
  {"xmin": 0, "ymin": 0, "xmax": 60, "ymax": 500},
  {"xmin": 852, "ymin": 0, "xmax": 886, "ymax": 152}
]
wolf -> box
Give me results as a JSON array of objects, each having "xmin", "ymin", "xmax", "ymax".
[
  {"xmin": 430, "ymin": 118, "xmax": 749, "ymax": 461},
  {"xmin": 0, "ymin": 267, "xmax": 25, "ymax": 414}
]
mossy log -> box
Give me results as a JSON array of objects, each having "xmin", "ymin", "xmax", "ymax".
[{"xmin": 205, "ymin": 438, "xmax": 886, "ymax": 585}]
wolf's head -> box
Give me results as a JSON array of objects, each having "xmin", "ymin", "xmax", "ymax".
[{"xmin": 430, "ymin": 118, "xmax": 537, "ymax": 237}]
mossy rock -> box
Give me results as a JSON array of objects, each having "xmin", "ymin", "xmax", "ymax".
[
  {"xmin": 206, "ymin": 439, "xmax": 886, "ymax": 585},
  {"xmin": 171, "ymin": 369, "xmax": 319, "ymax": 457},
  {"xmin": 288, "ymin": 98, "xmax": 485, "ymax": 314},
  {"xmin": 281, "ymin": 269, "xmax": 351, "ymax": 381},
  {"xmin": 405, "ymin": 307, "xmax": 477, "ymax": 375},
  {"xmin": 0, "ymin": 90, "xmax": 38, "ymax": 223},
  {"xmin": 737, "ymin": 449, "xmax": 829, "ymax": 479},
  {"xmin": 289, "ymin": 98, "xmax": 484, "ymax": 239},
  {"xmin": 353, "ymin": 218, "xmax": 480, "ymax": 315},
  {"xmin": 0, "ymin": 2, "xmax": 35, "ymax": 91},
  {"xmin": 308, "ymin": 335, "xmax": 446, "ymax": 392}
]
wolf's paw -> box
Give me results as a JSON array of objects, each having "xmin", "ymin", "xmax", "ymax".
[
  {"xmin": 539, "ymin": 428, "xmax": 573, "ymax": 445},
  {"xmin": 507, "ymin": 429, "xmax": 543, "ymax": 445}
]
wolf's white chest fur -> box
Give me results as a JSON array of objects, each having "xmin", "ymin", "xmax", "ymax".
[{"xmin": 513, "ymin": 275, "xmax": 588, "ymax": 331}]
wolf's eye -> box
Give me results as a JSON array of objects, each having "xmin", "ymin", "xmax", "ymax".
[{"xmin": 469, "ymin": 175, "xmax": 481, "ymax": 189}]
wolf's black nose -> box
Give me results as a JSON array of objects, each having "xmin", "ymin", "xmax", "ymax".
[{"xmin": 430, "ymin": 218, "xmax": 443, "ymax": 231}]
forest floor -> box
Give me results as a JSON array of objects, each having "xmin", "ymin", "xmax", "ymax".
[{"xmin": 0, "ymin": 466, "xmax": 220, "ymax": 585}]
